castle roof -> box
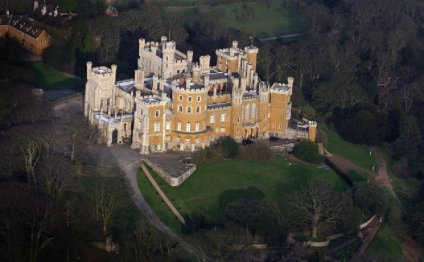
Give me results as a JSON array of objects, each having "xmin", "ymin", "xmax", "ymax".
[
  {"xmin": 116, "ymin": 79, "xmax": 135, "ymax": 92},
  {"xmin": 208, "ymin": 71, "xmax": 227, "ymax": 80},
  {"xmin": 0, "ymin": 15, "xmax": 45, "ymax": 38}
]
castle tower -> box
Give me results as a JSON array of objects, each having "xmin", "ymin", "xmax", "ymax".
[
  {"xmin": 230, "ymin": 77, "xmax": 243, "ymax": 140},
  {"xmin": 161, "ymin": 36, "xmax": 176, "ymax": 78},
  {"xmin": 192, "ymin": 63, "xmax": 201, "ymax": 83},
  {"xmin": 245, "ymin": 45, "xmax": 259, "ymax": 72},
  {"xmin": 268, "ymin": 79, "xmax": 293, "ymax": 138},
  {"xmin": 172, "ymin": 77, "xmax": 208, "ymax": 151},
  {"xmin": 308, "ymin": 121, "xmax": 317, "ymax": 142},
  {"xmin": 134, "ymin": 69, "xmax": 145, "ymax": 90},
  {"xmin": 84, "ymin": 62, "xmax": 117, "ymax": 121},
  {"xmin": 199, "ymin": 55, "xmax": 210, "ymax": 74},
  {"xmin": 187, "ymin": 50, "xmax": 193, "ymax": 71}
]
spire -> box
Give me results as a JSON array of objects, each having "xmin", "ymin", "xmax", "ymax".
[{"xmin": 168, "ymin": 20, "xmax": 171, "ymax": 41}]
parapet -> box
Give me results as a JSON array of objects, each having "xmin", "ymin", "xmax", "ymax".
[
  {"xmin": 86, "ymin": 61, "xmax": 116, "ymax": 82},
  {"xmin": 308, "ymin": 121, "xmax": 317, "ymax": 128}
]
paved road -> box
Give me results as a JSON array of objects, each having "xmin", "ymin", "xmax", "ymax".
[{"xmin": 103, "ymin": 146, "xmax": 199, "ymax": 257}]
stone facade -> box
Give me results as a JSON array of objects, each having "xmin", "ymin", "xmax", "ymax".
[{"xmin": 85, "ymin": 36, "xmax": 317, "ymax": 154}]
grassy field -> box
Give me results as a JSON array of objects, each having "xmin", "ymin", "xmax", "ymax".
[
  {"xmin": 31, "ymin": 63, "xmax": 83, "ymax": 90},
  {"xmin": 166, "ymin": 1, "xmax": 304, "ymax": 37},
  {"xmin": 137, "ymin": 156, "xmax": 348, "ymax": 232},
  {"xmin": 368, "ymin": 224, "xmax": 405, "ymax": 259},
  {"xmin": 320, "ymin": 124, "xmax": 377, "ymax": 171}
]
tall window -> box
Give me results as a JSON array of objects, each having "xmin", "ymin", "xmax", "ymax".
[
  {"xmin": 177, "ymin": 122, "xmax": 182, "ymax": 131},
  {"xmin": 251, "ymin": 104, "xmax": 256, "ymax": 119},
  {"xmin": 220, "ymin": 113, "xmax": 226, "ymax": 122},
  {"xmin": 178, "ymin": 105, "xmax": 183, "ymax": 112},
  {"xmin": 165, "ymin": 121, "xmax": 171, "ymax": 130},
  {"xmin": 210, "ymin": 115, "xmax": 215, "ymax": 124},
  {"xmin": 195, "ymin": 122, "xmax": 200, "ymax": 132},
  {"xmin": 188, "ymin": 96, "xmax": 192, "ymax": 102},
  {"xmin": 155, "ymin": 110, "xmax": 160, "ymax": 117},
  {"xmin": 186, "ymin": 122, "xmax": 191, "ymax": 132},
  {"xmin": 153, "ymin": 122, "xmax": 160, "ymax": 132},
  {"xmin": 197, "ymin": 96, "xmax": 201, "ymax": 102},
  {"xmin": 179, "ymin": 95, "xmax": 183, "ymax": 101},
  {"xmin": 245, "ymin": 104, "xmax": 250, "ymax": 119},
  {"xmin": 196, "ymin": 106, "xmax": 200, "ymax": 113},
  {"xmin": 187, "ymin": 107, "xmax": 192, "ymax": 113}
]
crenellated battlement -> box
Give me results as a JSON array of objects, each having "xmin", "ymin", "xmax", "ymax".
[
  {"xmin": 86, "ymin": 62, "xmax": 116, "ymax": 84},
  {"xmin": 86, "ymin": 36, "xmax": 306, "ymax": 156}
]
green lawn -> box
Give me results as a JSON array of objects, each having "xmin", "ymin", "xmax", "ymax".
[
  {"xmin": 31, "ymin": 62, "xmax": 83, "ymax": 90},
  {"xmin": 166, "ymin": 1, "xmax": 304, "ymax": 37},
  {"xmin": 137, "ymin": 156, "xmax": 348, "ymax": 232},
  {"xmin": 320, "ymin": 124, "xmax": 377, "ymax": 171},
  {"xmin": 368, "ymin": 225, "xmax": 405, "ymax": 259}
]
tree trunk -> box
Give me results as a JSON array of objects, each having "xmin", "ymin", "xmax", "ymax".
[{"xmin": 312, "ymin": 224, "xmax": 318, "ymax": 239}]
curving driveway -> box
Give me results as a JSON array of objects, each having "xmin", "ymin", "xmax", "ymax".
[{"xmin": 53, "ymin": 94, "xmax": 200, "ymax": 258}]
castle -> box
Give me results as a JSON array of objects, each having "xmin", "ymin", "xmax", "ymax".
[{"xmin": 84, "ymin": 36, "xmax": 317, "ymax": 154}]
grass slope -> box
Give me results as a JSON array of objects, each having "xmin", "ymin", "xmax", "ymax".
[
  {"xmin": 138, "ymin": 156, "xmax": 347, "ymax": 232},
  {"xmin": 31, "ymin": 63, "xmax": 83, "ymax": 90},
  {"xmin": 320, "ymin": 124, "xmax": 377, "ymax": 171},
  {"xmin": 368, "ymin": 224, "xmax": 404, "ymax": 258}
]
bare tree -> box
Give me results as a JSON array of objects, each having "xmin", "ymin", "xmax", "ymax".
[
  {"xmin": 93, "ymin": 179, "xmax": 116, "ymax": 233},
  {"xmin": 289, "ymin": 181, "xmax": 344, "ymax": 239}
]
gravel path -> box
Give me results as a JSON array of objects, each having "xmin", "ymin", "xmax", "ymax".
[
  {"xmin": 53, "ymin": 95, "xmax": 200, "ymax": 259},
  {"xmin": 105, "ymin": 146, "xmax": 199, "ymax": 257}
]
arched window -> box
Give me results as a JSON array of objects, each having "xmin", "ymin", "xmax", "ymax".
[
  {"xmin": 187, "ymin": 107, "xmax": 192, "ymax": 113},
  {"xmin": 178, "ymin": 105, "xmax": 183, "ymax": 112},
  {"xmin": 188, "ymin": 96, "xmax": 192, "ymax": 102},
  {"xmin": 186, "ymin": 122, "xmax": 191, "ymax": 132},
  {"xmin": 179, "ymin": 95, "xmax": 183, "ymax": 101},
  {"xmin": 196, "ymin": 106, "xmax": 200, "ymax": 113},
  {"xmin": 197, "ymin": 96, "xmax": 201, "ymax": 102}
]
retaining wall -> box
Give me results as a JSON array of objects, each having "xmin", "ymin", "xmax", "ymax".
[{"xmin": 143, "ymin": 158, "xmax": 196, "ymax": 186}]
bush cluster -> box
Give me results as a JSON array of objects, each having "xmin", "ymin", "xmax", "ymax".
[{"xmin": 293, "ymin": 140, "xmax": 323, "ymax": 164}]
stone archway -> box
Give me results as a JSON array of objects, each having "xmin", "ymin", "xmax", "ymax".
[{"xmin": 112, "ymin": 129, "xmax": 118, "ymax": 144}]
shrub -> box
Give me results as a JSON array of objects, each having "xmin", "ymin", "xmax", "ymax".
[
  {"xmin": 239, "ymin": 142, "xmax": 273, "ymax": 160},
  {"xmin": 218, "ymin": 136, "xmax": 239, "ymax": 159},
  {"xmin": 352, "ymin": 182, "xmax": 388, "ymax": 216},
  {"xmin": 192, "ymin": 148, "xmax": 221, "ymax": 164},
  {"xmin": 293, "ymin": 140, "xmax": 323, "ymax": 164}
]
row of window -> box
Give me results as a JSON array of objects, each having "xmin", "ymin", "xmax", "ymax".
[
  {"xmin": 209, "ymin": 113, "xmax": 226, "ymax": 123},
  {"xmin": 152, "ymin": 113, "xmax": 227, "ymax": 133},
  {"xmin": 178, "ymin": 96, "xmax": 201, "ymax": 102},
  {"xmin": 177, "ymin": 122, "xmax": 201, "ymax": 132},
  {"xmin": 178, "ymin": 105, "xmax": 201, "ymax": 113}
]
